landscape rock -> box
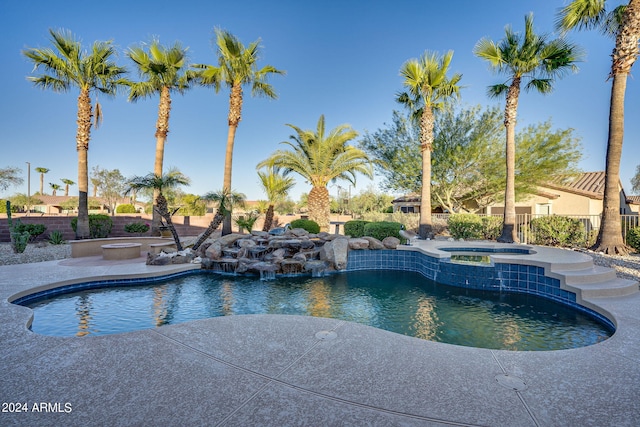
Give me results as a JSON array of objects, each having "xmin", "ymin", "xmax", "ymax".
[
  {"xmin": 205, "ymin": 242, "xmax": 222, "ymax": 260},
  {"xmin": 382, "ymin": 236, "xmax": 401, "ymax": 249},
  {"xmin": 362, "ymin": 236, "xmax": 385, "ymax": 250},
  {"xmin": 348, "ymin": 238, "xmax": 370, "ymax": 250}
]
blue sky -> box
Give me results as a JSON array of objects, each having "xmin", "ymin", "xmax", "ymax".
[{"xmin": 1, "ymin": 0, "xmax": 637, "ymax": 202}]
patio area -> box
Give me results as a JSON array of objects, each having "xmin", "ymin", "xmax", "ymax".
[{"xmin": 0, "ymin": 250, "xmax": 639, "ymax": 426}]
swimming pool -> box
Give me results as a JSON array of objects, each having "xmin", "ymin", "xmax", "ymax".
[{"xmin": 19, "ymin": 270, "xmax": 612, "ymax": 350}]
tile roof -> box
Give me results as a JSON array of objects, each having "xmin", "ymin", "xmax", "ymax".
[
  {"xmin": 627, "ymin": 195, "xmax": 640, "ymax": 205},
  {"xmin": 545, "ymin": 171, "xmax": 606, "ymax": 199}
]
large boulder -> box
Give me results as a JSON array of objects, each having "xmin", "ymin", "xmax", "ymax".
[
  {"xmin": 237, "ymin": 239, "xmax": 256, "ymax": 248},
  {"xmin": 321, "ymin": 237, "xmax": 348, "ymax": 270},
  {"xmin": 289, "ymin": 228, "xmax": 310, "ymax": 237},
  {"xmin": 217, "ymin": 233, "xmax": 245, "ymax": 247},
  {"xmin": 250, "ymin": 230, "xmax": 270, "ymax": 238},
  {"xmin": 382, "ymin": 236, "xmax": 401, "ymax": 249},
  {"xmin": 362, "ymin": 236, "xmax": 385, "ymax": 250},
  {"xmin": 348, "ymin": 238, "xmax": 370, "ymax": 250},
  {"xmin": 205, "ymin": 241, "xmax": 223, "ymax": 259}
]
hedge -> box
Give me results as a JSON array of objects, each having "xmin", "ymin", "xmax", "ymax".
[
  {"xmin": 363, "ymin": 221, "xmax": 404, "ymax": 241},
  {"xmin": 529, "ymin": 215, "xmax": 586, "ymax": 247},
  {"xmin": 290, "ymin": 218, "xmax": 320, "ymax": 234},
  {"xmin": 344, "ymin": 220, "xmax": 370, "ymax": 237},
  {"xmin": 627, "ymin": 227, "xmax": 640, "ymax": 253},
  {"xmin": 71, "ymin": 214, "xmax": 113, "ymax": 238}
]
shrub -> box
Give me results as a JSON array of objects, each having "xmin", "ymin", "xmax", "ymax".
[
  {"xmin": 529, "ymin": 215, "xmax": 586, "ymax": 247},
  {"xmin": 71, "ymin": 214, "xmax": 113, "ymax": 238},
  {"xmin": 124, "ymin": 221, "xmax": 150, "ymax": 234},
  {"xmin": 363, "ymin": 221, "xmax": 404, "ymax": 241},
  {"xmin": 448, "ymin": 214, "xmax": 484, "ymax": 239},
  {"xmin": 481, "ymin": 216, "xmax": 503, "ymax": 241},
  {"xmin": 234, "ymin": 212, "xmax": 259, "ymax": 233},
  {"xmin": 116, "ymin": 204, "xmax": 137, "ymax": 213},
  {"xmin": 290, "ymin": 218, "xmax": 320, "ymax": 234},
  {"xmin": 48, "ymin": 230, "xmax": 66, "ymax": 245},
  {"xmin": 626, "ymin": 227, "xmax": 640, "ymax": 253},
  {"xmin": 344, "ymin": 220, "xmax": 370, "ymax": 237},
  {"xmin": 13, "ymin": 223, "xmax": 47, "ymax": 242}
]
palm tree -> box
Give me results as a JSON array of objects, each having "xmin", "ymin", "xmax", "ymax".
[
  {"xmin": 61, "ymin": 178, "xmax": 75, "ymax": 196},
  {"xmin": 35, "ymin": 167, "xmax": 49, "ymax": 195},
  {"xmin": 258, "ymin": 115, "xmax": 372, "ymax": 231},
  {"xmin": 557, "ymin": 0, "xmax": 639, "ymax": 255},
  {"xmin": 23, "ymin": 29, "xmax": 128, "ymax": 239},
  {"xmin": 397, "ymin": 51, "xmax": 462, "ymax": 239},
  {"xmin": 474, "ymin": 13, "xmax": 583, "ymax": 243},
  {"xmin": 191, "ymin": 189, "xmax": 246, "ymax": 251},
  {"xmin": 125, "ymin": 169, "xmax": 190, "ymax": 251},
  {"xmin": 257, "ymin": 167, "xmax": 295, "ymax": 231},
  {"xmin": 127, "ymin": 39, "xmax": 193, "ymax": 236},
  {"xmin": 192, "ymin": 28, "xmax": 285, "ymax": 235},
  {"xmin": 49, "ymin": 182, "xmax": 62, "ymax": 196}
]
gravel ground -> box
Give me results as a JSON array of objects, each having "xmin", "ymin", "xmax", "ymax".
[{"xmin": 0, "ymin": 242, "xmax": 638, "ymax": 283}]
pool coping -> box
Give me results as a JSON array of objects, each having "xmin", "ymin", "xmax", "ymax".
[{"xmin": 1, "ymin": 243, "xmax": 639, "ymax": 426}]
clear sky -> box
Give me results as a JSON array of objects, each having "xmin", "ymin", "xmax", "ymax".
[{"xmin": 1, "ymin": 0, "xmax": 637, "ymax": 202}]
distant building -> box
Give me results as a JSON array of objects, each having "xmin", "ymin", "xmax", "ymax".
[{"xmin": 24, "ymin": 195, "xmax": 145, "ymax": 215}]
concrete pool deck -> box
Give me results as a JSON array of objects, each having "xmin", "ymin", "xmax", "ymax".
[{"xmin": 0, "ymin": 244, "xmax": 639, "ymax": 426}]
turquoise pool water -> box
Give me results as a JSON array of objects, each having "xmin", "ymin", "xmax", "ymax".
[{"xmin": 21, "ymin": 270, "xmax": 612, "ymax": 350}]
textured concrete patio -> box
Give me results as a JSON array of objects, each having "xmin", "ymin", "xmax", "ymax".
[{"xmin": 1, "ymin": 251, "xmax": 639, "ymax": 426}]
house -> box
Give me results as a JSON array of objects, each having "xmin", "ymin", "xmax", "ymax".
[
  {"xmin": 481, "ymin": 172, "xmax": 636, "ymax": 217},
  {"xmin": 22, "ymin": 195, "xmax": 146, "ymax": 215},
  {"xmin": 392, "ymin": 172, "xmax": 637, "ymax": 218}
]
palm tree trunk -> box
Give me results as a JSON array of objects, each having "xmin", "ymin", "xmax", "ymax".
[
  {"xmin": 498, "ymin": 78, "xmax": 521, "ymax": 243},
  {"xmin": 75, "ymin": 88, "xmax": 93, "ymax": 239},
  {"xmin": 39, "ymin": 174, "xmax": 44, "ymax": 195},
  {"xmin": 263, "ymin": 204, "xmax": 275, "ymax": 231},
  {"xmin": 308, "ymin": 186, "xmax": 330, "ymax": 231},
  {"xmin": 152, "ymin": 86, "xmax": 171, "ymax": 236},
  {"xmin": 222, "ymin": 84, "xmax": 243, "ymax": 235},
  {"xmin": 418, "ymin": 106, "xmax": 434, "ymax": 239},
  {"xmin": 192, "ymin": 210, "xmax": 225, "ymax": 251},
  {"xmin": 591, "ymin": 74, "xmax": 628, "ymax": 254}
]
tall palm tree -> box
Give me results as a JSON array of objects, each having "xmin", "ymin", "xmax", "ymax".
[
  {"xmin": 49, "ymin": 182, "xmax": 62, "ymax": 196},
  {"xmin": 257, "ymin": 167, "xmax": 296, "ymax": 231},
  {"xmin": 127, "ymin": 39, "xmax": 193, "ymax": 236},
  {"xmin": 35, "ymin": 167, "xmax": 49, "ymax": 195},
  {"xmin": 191, "ymin": 189, "xmax": 246, "ymax": 251},
  {"xmin": 474, "ymin": 14, "xmax": 583, "ymax": 243},
  {"xmin": 397, "ymin": 51, "xmax": 462, "ymax": 239},
  {"xmin": 61, "ymin": 178, "xmax": 75, "ymax": 196},
  {"xmin": 23, "ymin": 29, "xmax": 128, "ymax": 239},
  {"xmin": 258, "ymin": 115, "xmax": 372, "ymax": 231},
  {"xmin": 557, "ymin": 0, "xmax": 639, "ymax": 255},
  {"xmin": 125, "ymin": 169, "xmax": 190, "ymax": 251},
  {"xmin": 192, "ymin": 28, "xmax": 285, "ymax": 235}
]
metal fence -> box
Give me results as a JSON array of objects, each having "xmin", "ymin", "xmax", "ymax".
[{"xmin": 432, "ymin": 213, "xmax": 638, "ymax": 247}]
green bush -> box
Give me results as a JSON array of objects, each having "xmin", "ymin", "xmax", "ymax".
[
  {"xmin": 48, "ymin": 230, "xmax": 66, "ymax": 245},
  {"xmin": 481, "ymin": 216, "xmax": 503, "ymax": 240},
  {"xmin": 71, "ymin": 214, "xmax": 113, "ymax": 238},
  {"xmin": 448, "ymin": 214, "xmax": 484, "ymax": 239},
  {"xmin": 344, "ymin": 220, "xmax": 370, "ymax": 237},
  {"xmin": 363, "ymin": 221, "xmax": 404, "ymax": 241},
  {"xmin": 13, "ymin": 223, "xmax": 47, "ymax": 242},
  {"xmin": 290, "ymin": 218, "xmax": 320, "ymax": 234},
  {"xmin": 124, "ymin": 221, "xmax": 150, "ymax": 234},
  {"xmin": 529, "ymin": 215, "xmax": 586, "ymax": 247},
  {"xmin": 115, "ymin": 204, "xmax": 137, "ymax": 213},
  {"xmin": 626, "ymin": 227, "xmax": 640, "ymax": 253}
]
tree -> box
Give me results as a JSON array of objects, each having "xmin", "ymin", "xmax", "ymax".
[
  {"xmin": 258, "ymin": 115, "xmax": 372, "ymax": 230},
  {"xmin": 257, "ymin": 167, "xmax": 295, "ymax": 231},
  {"xmin": 361, "ymin": 108, "xmax": 582, "ymax": 213},
  {"xmin": 127, "ymin": 39, "xmax": 193, "ymax": 235},
  {"xmin": 397, "ymin": 50, "xmax": 462, "ymax": 238},
  {"xmin": 349, "ymin": 186, "xmax": 395, "ymax": 216},
  {"xmin": 0, "ymin": 167, "xmax": 23, "ymax": 192},
  {"xmin": 193, "ymin": 28, "xmax": 285, "ymax": 235},
  {"xmin": 474, "ymin": 13, "xmax": 583, "ymax": 242},
  {"xmin": 632, "ymin": 164, "xmax": 640, "ymax": 193},
  {"xmin": 23, "ymin": 29, "xmax": 128, "ymax": 239},
  {"xmin": 49, "ymin": 183, "xmax": 62, "ymax": 196},
  {"xmin": 9, "ymin": 194, "xmax": 43, "ymax": 212},
  {"xmin": 35, "ymin": 167, "xmax": 49, "ymax": 195},
  {"xmin": 61, "ymin": 178, "xmax": 75, "ymax": 196},
  {"xmin": 91, "ymin": 166, "xmax": 126, "ymax": 215},
  {"xmin": 125, "ymin": 169, "xmax": 191, "ymax": 250},
  {"xmin": 191, "ymin": 189, "xmax": 246, "ymax": 251},
  {"xmin": 557, "ymin": 0, "xmax": 640, "ymax": 255}
]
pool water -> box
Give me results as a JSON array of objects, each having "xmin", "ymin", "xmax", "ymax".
[{"xmin": 22, "ymin": 271, "xmax": 612, "ymax": 350}]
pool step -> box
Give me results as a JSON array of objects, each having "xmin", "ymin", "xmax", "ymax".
[
  {"xmin": 555, "ymin": 266, "xmax": 618, "ymax": 285},
  {"xmin": 564, "ymin": 278, "xmax": 639, "ymax": 299}
]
